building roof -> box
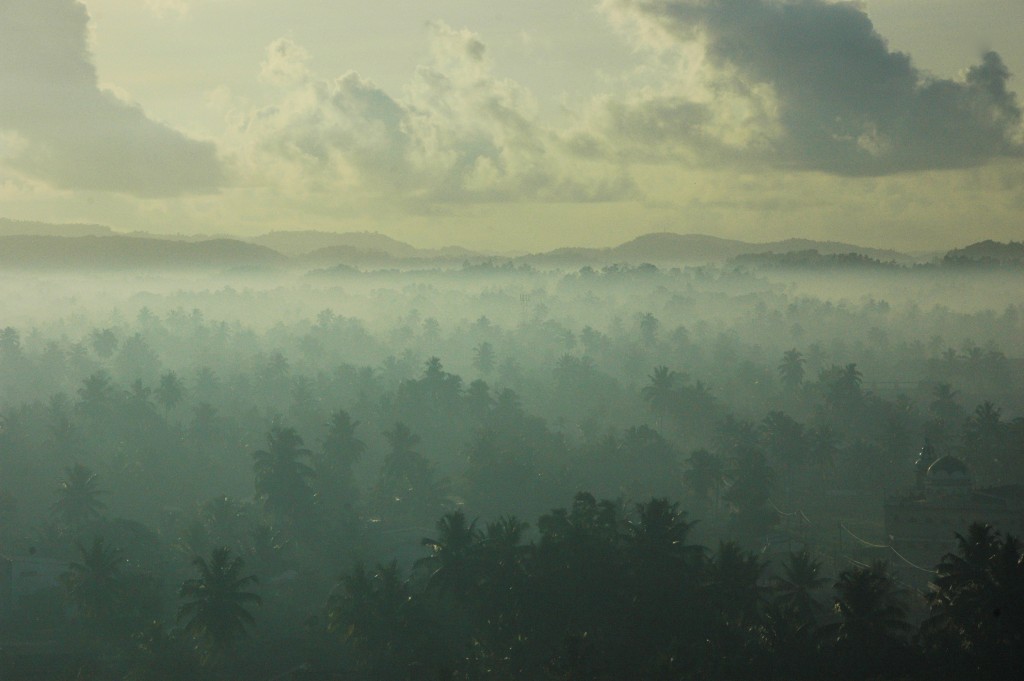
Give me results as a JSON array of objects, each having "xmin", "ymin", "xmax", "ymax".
[{"xmin": 927, "ymin": 455, "xmax": 971, "ymax": 485}]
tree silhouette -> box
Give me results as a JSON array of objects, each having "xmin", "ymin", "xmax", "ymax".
[
  {"xmin": 376, "ymin": 422, "xmax": 447, "ymax": 521},
  {"xmin": 637, "ymin": 311, "xmax": 660, "ymax": 345},
  {"xmin": 154, "ymin": 370, "xmax": 185, "ymax": 413},
  {"xmin": 772, "ymin": 549, "xmax": 827, "ymax": 625},
  {"xmin": 418, "ymin": 509, "xmax": 484, "ymax": 597},
  {"xmin": 62, "ymin": 537, "xmax": 125, "ymax": 630},
  {"xmin": 472, "ymin": 341, "xmax": 496, "ymax": 375},
  {"xmin": 53, "ymin": 463, "xmax": 106, "ymax": 530},
  {"xmin": 90, "ymin": 328, "xmax": 119, "ymax": 359},
  {"xmin": 926, "ymin": 524, "xmax": 1024, "ymax": 678},
  {"xmin": 641, "ymin": 365, "xmax": 679, "ymax": 430},
  {"xmin": 178, "ymin": 547, "xmax": 261, "ymax": 662},
  {"xmin": 827, "ymin": 561, "xmax": 910, "ymax": 678},
  {"xmin": 778, "ymin": 349, "xmax": 805, "ymax": 390},
  {"xmin": 252, "ymin": 426, "xmax": 315, "ymax": 527},
  {"xmin": 316, "ymin": 410, "xmax": 365, "ymax": 514},
  {"xmin": 684, "ymin": 449, "xmax": 726, "ymax": 512}
]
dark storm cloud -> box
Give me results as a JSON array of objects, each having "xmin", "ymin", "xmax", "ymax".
[
  {"xmin": 0, "ymin": 0, "xmax": 223, "ymax": 195},
  {"xmin": 610, "ymin": 0, "xmax": 1023, "ymax": 174}
]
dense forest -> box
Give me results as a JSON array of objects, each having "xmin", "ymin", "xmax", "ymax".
[{"xmin": 0, "ymin": 257, "xmax": 1022, "ymax": 680}]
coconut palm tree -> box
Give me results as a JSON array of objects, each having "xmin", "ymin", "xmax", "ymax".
[
  {"xmin": 828, "ymin": 561, "xmax": 909, "ymax": 654},
  {"xmin": 926, "ymin": 523, "xmax": 1024, "ymax": 676},
  {"xmin": 626, "ymin": 497, "xmax": 702, "ymax": 567},
  {"xmin": 53, "ymin": 463, "xmax": 106, "ymax": 530},
  {"xmin": 684, "ymin": 449, "xmax": 726, "ymax": 513},
  {"xmin": 418, "ymin": 510, "xmax": 484, "ymax": 597},
  {"xmin": 316, "ymin": 410, "xmax": 365, "ymax": 511},
  {"xmin": 154, "ymin": 370, "xmax": 185, "ymax": 413},
  {"xmin": 376, "ymin": 423, "xmax": 447, "ymax": 520},
  {"xmin": 177, "ymin": 547, "xmax": 261, "ymax": 662},
  {"xmin": 252, "ymin": 426, "xmax": 315, "ymax": 525},
  {"xmin": 772, "ymin": 549, "xmax": 827, "ymax": 625},
  {"xmin": 641, "ymin": 366, "xmax": 679, "ymax": 430},
  {"xmin": 62, "ymin": 537, "xmax": 125, "ymax": 629},
  {"xmin": 778, "ymin": 349, "xmax": 805, "ymax": 391},
  {"xmin": 473, "ymin": 341, "xmax": 496, "ymax": 375}
]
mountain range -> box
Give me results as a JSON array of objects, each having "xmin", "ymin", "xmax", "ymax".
[{"xmin": 0, "ymin": 219, "xmax": 1002, "ymax": 270}]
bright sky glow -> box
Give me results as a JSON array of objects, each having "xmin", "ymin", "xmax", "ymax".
[{"xmin": 1, "ymin": 0, "xmax": 1022, "ymax": 252}]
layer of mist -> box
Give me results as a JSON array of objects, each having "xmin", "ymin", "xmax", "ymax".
[{"xmin": 0, "ymin": 237, "xmax": 1021, "ymax": 680}]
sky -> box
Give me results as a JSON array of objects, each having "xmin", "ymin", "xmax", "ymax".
[{"xmin": 0, "ymin": 0, "xmax": 1022, "ymax": 252}]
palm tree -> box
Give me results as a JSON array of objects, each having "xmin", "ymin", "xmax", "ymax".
[
  {"xmin": 637, "ymin": 312, "xmax": 660, "ymax": 344},
  {"xmin": 155, "ymin": 370, "xmax": 185, "ymax": 413},
  {"xmin": 963, "ymin": 401, "xmax": 1006, "ymax": 478},
  {"xmin": 772, "ymin": 549, "xmax": 827, "ymax": 624},
  {"xmin": 62, "ymin": 537, "xmax": 125, "ymax": 628},
  {"xmin": 778, "ymin": 349, "xmax": 805, "ymax": 390},
  {"xmin": 53, "ymin": 463, "xmax": 106, "ymax": 529},
  {"xmin": 327, "ymin": 561, "xmax": 438, "ymax": 678},
  {"xmin": 828, "ymin": 561, "xmax": 909, "ymax": 656},
  {"xmin": 473, "ymin": 341, "xmax": 496, "ymax": 375},
  {"xmin": 626, "ymin": 498, "xmax": 701, "ymax": 566},
  {"xmin": 709, "ymin": 540, "xmax": 766, "ymax": 627},
  {"xmin": 376, "ymin": 423, "xmax": 446, "ymax": 520},
  {"xmin": 926, "ymin": 523, "xmax": 1024, "ymax": 676},
  {"xmin": 90, "ymin": 328, "xmax": 119, "ymax": 359},
  {"xmin": 252, "ymin": 426, "xmax": 315, "ymax": 524},
  {"xmin": 683, "ymin": 449, "xmax": 726, "ymax": 513},
  {"xmin": 760, "ymin": 411, "xmax": 807, "ymax": 469},
  {"xmin": 641, "ymin": 366, "xmax": 679, "ymax": 430},
  {"xmin": 178, "ymin": 547, "xmax": 261, "ymax": 662},
  {"xmin": 418, "ymin": 510, "xmax": 484, "ymax": 597},
  {"xmin": 317, "ymin": 410, "xmax": 365, "ymax": 511},
  {"xmin": 820, "ymin": 363, "xmax": 863, "ymax": 409}
]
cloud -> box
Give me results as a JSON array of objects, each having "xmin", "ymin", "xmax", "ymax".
[
  {"xmin": 0, "ymin": 0, "xmax": 223, "ymax": 196},
  {"xmin": 236, "ymin": 23, "xmax": 635, "ymax": 204},
  {"xmin": 598, "ymin": 0, "xmax": 1023, "ymax": 175}
]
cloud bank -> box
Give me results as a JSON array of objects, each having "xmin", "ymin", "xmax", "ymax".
[
  {"xmin": 236, "ymin": 25, "xmax": 635, "ymax": 205},
  {"xmin": 0, "ymin": 0, "xmax": 223, "ymax": 196},
  {"xmin": 599, "ymin": 0, "xmax": 1023, "ymax": 175}
]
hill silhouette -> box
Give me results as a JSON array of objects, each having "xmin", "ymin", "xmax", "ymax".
[
  {"xmin": 249, "ymin": 230, "xmax": 422, "ymax": 258},
  {"xmin": 0, "ymin": 218, "xmax": 113, "ymax": 238},
  {"xmin": 0, "ymin": 235, "xmax": 287, "ymax": 270},
  {"xmin": 519, "ymin": 233, "xmax": 912, "ymax": 266},
  {"xmin": 0, "ymin": 218, "xmax": 998, "ymax": 270},
  {"xmin": 943, "ymin": 240, "xmax": 1024, "ymax": 265}
]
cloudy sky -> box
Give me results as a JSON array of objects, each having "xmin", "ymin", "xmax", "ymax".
[{"xmin": 1, "ymin": 0, "xmax": 1022, "ymax": 251}]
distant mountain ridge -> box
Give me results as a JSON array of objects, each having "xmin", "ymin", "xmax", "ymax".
[
  {"xmin": 0, "ymin": 218, "xmax": 113, "ymax": 238},
  {"xmin": 0, "ymin": 218, "xmax": 1016, "ymax": 269},
  {"xmin": 943, "ymin": 240, "xmax": 1024, "ymax": 264},
  {"xmin": 519, "ymin": 232, "xmax": 913, "ymax": 265},
  {"xmin": 249, "ymin": 230, "xmax": 481, "ymax": 260},
  {"xmin": 0, "ymin": 235, "xmax": 285, "ymax": 269}
]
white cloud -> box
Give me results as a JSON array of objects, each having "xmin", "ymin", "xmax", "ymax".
[
  {"xmin": 260, "ymin": 37, "xmax": 312, "ymax": 88},
  {"xmin": 234, "ymin": 23, "xmax": 635, "ymax": 204}
]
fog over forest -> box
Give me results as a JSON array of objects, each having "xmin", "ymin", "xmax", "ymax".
[
  {"xmin": 4, "ymin": 0, "xmax": 1024, "ymax": 677},
  {"xmin": 0, "ymin": 230, "xmax": 1021, "ymax": 680}
]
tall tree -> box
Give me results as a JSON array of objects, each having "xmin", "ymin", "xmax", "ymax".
[
  {"xmin": 53, "ymin": 463, "xmax": 106, "ymax": 530},
  {"xmin": 252, "ymin": 426, "xmax": 316, "ymax": 527},
  {"xmin": 641, "ymin": 366, "xmax": 679, "ymax": 430},
  {"xmin": 926, "ymin": 524, "xmax": 1024, "ymax": 678},
  {"xmin": 778, "ymin": 349, "xmax": 806, "ymax": 391},
  {"xmin": 178, "ymin": 547, "xmax": 261, "ymax": 663},
  {"xmin": 154, "ymin": 370, "xmax": 185, "ymax": 413},
  {"xmin": 62, "ymin": 537, "xmax": 125, "ymax": 631},
  {"xmin": 316, "ymin": 410, "xmax": 365, "ymax": 512},
  {"xmin": 827, "ymin": 561, "xmax": 911, "ymax": 678},
  {"xmin": 772, "ymin": 549, "xmax": 827, "ymax": 625}
]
